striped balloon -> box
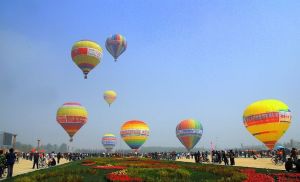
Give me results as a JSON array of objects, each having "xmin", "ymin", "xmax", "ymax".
[
  {"xmin": 176, "ymin": 119, "xmax": 203, "ymax": 151},
  {"xmin": 103, "ymin": 90, "xmax": 117, "ymax": 107},
  {"xmin": 71, "ymin": 40, "xmax": 103, "ymax": 79},
  {"xmin": 243, "ymin": 99, "xmax": 291, "ymax": 150},
  {"xmin": 102, "ymin": 133, "xmax": 117, "ymax": 152},
  {"xmin": 56, "ymin": 102, "xmax": 88, "ymax": 142},
  {"xmin": 120, "ymin": 120, "xmax": 149, "ymax": 150},
  {"xmin": 105, "ymin": 34, "xmax": 127, "ymax": 61}
]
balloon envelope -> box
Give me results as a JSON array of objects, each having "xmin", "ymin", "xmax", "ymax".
[
  {"xmin": 103, "ymin": 90, "xmax": 117, "ymax": 106},
  {"xmin": 105, "ymin": 34, "xmax": 127, "ymax": 61},
  {"xmin": 243, "ymin": 99, "xmax": 291, "ymax": 150},
  {"xmin": 56, "ymin": 102, "xmax": 88, "ymax": 142},
  {"xmin": 120, "ymin": 120, "xmax": 149, "ymax": 150},
  {"xmin": 176, "ymin": 119, "xmax": 203, "ymax": 151},
  {"xmin": 71, "ymin": 40, "xmax": 103, "ymax": 79},
  {"xmin": 102, "ymin": 133, "xmax": 117, "ymax": 151}
]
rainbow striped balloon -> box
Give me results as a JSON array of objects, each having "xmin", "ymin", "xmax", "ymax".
[
  {"xmin": 103, "ymin": 90, "xmax": 117, "ymax": 107},
  {"xmin": 176, "ymin": 119, "xmax": 203, "ymax": 151},
  {"xmin": 243, "ymin": 99, "xmax": 291, "ymax": 150},
  {"xmin": 102, "ymin": 133, "xmax": 117, "ymax": 152},
  {"xmin": 120, "ymin": 120, "xmax": 149, "ymax": 150},
  {"xmin": 56, "ymin": 102, "xmax": 88, "ymax": 142},
  {"xmin": 71, "ymin": 40, "xmax": 103, "ymax": 79},
  {"xmin": 105, "ymin": 34, "xmax": 127, "ymax": 61}
]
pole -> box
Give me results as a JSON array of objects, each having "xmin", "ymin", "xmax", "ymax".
[{"xmin": 37, "ymin": 139, "xmax": 40, "ymax": 151}]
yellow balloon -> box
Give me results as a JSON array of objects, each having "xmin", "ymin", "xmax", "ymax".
[
  {"xmin": 56, "ymin": 102, "xmax": 88, "ymax": 142},
  {"xmin": 71, "ymin": 40, "xmax": 103, "ymax": 79},
  {"xmin": 103, "ymin": 90, "xmax": 117, "ymax": 106},
  {"xmin": 243, "ymin": 99, "xmax": 291, "ymax": 150}
]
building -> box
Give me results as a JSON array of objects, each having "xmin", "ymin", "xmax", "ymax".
[{"xmin": 0, "ymin": 131, "xmax": 15, "ymax": 151}]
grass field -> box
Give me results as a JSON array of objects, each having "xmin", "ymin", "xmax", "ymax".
[{"xmin": 3, "ymin": 157, "xmax": 300, "ymax": 182}]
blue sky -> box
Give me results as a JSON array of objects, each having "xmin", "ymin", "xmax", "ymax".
[{"xmin": 1, "ymin": 0, "xmax": 300, "ymax": 150}]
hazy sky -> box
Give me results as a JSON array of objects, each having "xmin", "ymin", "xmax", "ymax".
[{"xmin": 1, "ymin": 0, "xmax": 300, "ymax": 150}]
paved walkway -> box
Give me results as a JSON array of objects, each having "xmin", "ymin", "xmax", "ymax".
[
  {"xmin": 0, "ymin": 158, "xmax": 69, "ymax": 180},
  {"xmin": 177, "ymin": 157, "xmax": 285, "ymax": 170}
]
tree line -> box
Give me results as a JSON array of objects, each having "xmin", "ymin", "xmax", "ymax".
[{"xmin": 15, "ymin": 142, "xmax": 68, "ymax": 153}]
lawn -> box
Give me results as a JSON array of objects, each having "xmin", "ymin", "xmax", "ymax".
[{"xmin": 4, "ymin": 157, "xmax": 300, "ymax": 182}]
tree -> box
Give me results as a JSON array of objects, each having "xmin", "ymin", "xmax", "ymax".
[{"xmin": 58, "ymin": 143, "xmax": 68, "ymax": 153}]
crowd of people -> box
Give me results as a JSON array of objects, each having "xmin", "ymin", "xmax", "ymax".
[
  {"xmin": 210, "ymin": 150, "xmax": 236, "ymax": 165},
  {"xmin": 0, "ymin": 147, "xmax": 299, "ymax": 179},
  {"xmin": 0, "ymin": 148, "xmax": 101, "ymax": 179},
  {"xmin": 0, "ymin": 148, "xmax": 16, "ymax": 179},
  {"xmin": 0, "ymin": 149, "xmax": 70, "ymax": 179}
]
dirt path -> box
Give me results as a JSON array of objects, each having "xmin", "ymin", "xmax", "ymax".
[{"xmin": 176, "ymin": 157, "xmax": 285, "ymax": 170}]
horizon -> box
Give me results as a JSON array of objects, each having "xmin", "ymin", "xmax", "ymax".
[{"xmin": 12, "ymin": 136, "xmax": 300, "ymax": 152}]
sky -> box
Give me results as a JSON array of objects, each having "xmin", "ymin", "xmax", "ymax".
[{"xmin": 0, "ymin": 0, "xmax": 300, "ymax": 150}]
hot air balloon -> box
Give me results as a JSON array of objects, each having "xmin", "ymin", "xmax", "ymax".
[
  {"xmin": 243, "ymin": 99, "xmax": 291, "ymax": 150},
  {"xmin": 105, "ymin": 34, "xmax": 127, "ymax": 61},
  {"xmin": 120, "ymin": 120, "xmax": 149, "ymax": 151},
  {"xmin": 56, "ymin": 102, "xmax": 88, "ymax": 142},
  {"xmin": 103, "ymin": 90, "xmax": 117, "ymax": 107},
  {"xmin": 71, "ymin": 40, "xmax": 103, "ymax": 79},
  {"xmin": 176, "ymin": 119, "xmax": 203, "ymax": 151},
  {"xmin": 102, "ymin": 133, "xmax": 117, "ymax": 152}
]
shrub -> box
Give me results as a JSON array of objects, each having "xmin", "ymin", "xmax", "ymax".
[
  {"xmin": 57, "ymin": 174, "xmax": 83, "ymax": 182},
  {"xmin": 14, "ymin": 177, "xmax": 35, "ymax": 182}
]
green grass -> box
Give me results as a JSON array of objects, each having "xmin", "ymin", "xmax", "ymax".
[
  {"xmin": 3, "ymin": 157, "xmax": 283, "ymax": 182},
  {"xmin": 4, "ymin": 161, "xmax": 112, "ymax": 182}
]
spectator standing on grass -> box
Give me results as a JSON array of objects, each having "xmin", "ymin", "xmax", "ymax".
[{"xmin": 5, "ymin": 148, "xmax": 16, "ymax": 178}]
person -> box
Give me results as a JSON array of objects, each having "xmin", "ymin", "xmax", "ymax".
[
  {"xmin": 57, "ymin": 152, "xmax": 61, "ymax": 164},
  {"xmin": 32, "ymin": 151, "xmax": 39, "ymax": 169},
  {"xmin": 51, "ymin": 151, "xmax": 55, "ymax": 159},
  {"xmin": 51, "ymin": 157, "xmax": 56, "ymax": 166},
  {"xmin": 217, "ymin": 151, "xmax": 222, "ymax": 164},
  {"xmin": 290, "ymin": 148, "xmax": 298, "ymax": 162},
  {"xmin": 222, "ymin": 151, "xmax": 229, "ymax": 165},
  {"xmin": 282, "ymin": 148, "xmax": 287, "ymax": 162},
  {"xmin": 252, "ymin": 151, "xmax": 257, "ymax": 160},
  {"xmin": 285, "ymin": 158, "xmax": 293, "ymax": 172},
  {"xmin": 5, "ymin": 148, "xmax": 16, "ymax": 178},
  {"xmin": 296, "ymin": 159, "xmax": 300, "ymax": 172},
  {"xmin": 193, "ymin": 151, "xmax": 198, "ymax": 163},
  {"xmin": 229, "ymin": 150, "xmax": 235, "ymax": 166},
  {"xmin": 276, "ymin": 148, "xmax": 283, "ymax": 161},
  {"xmin": 0, "ymin": 150, "xmax": 6, "ymax": 178}
]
